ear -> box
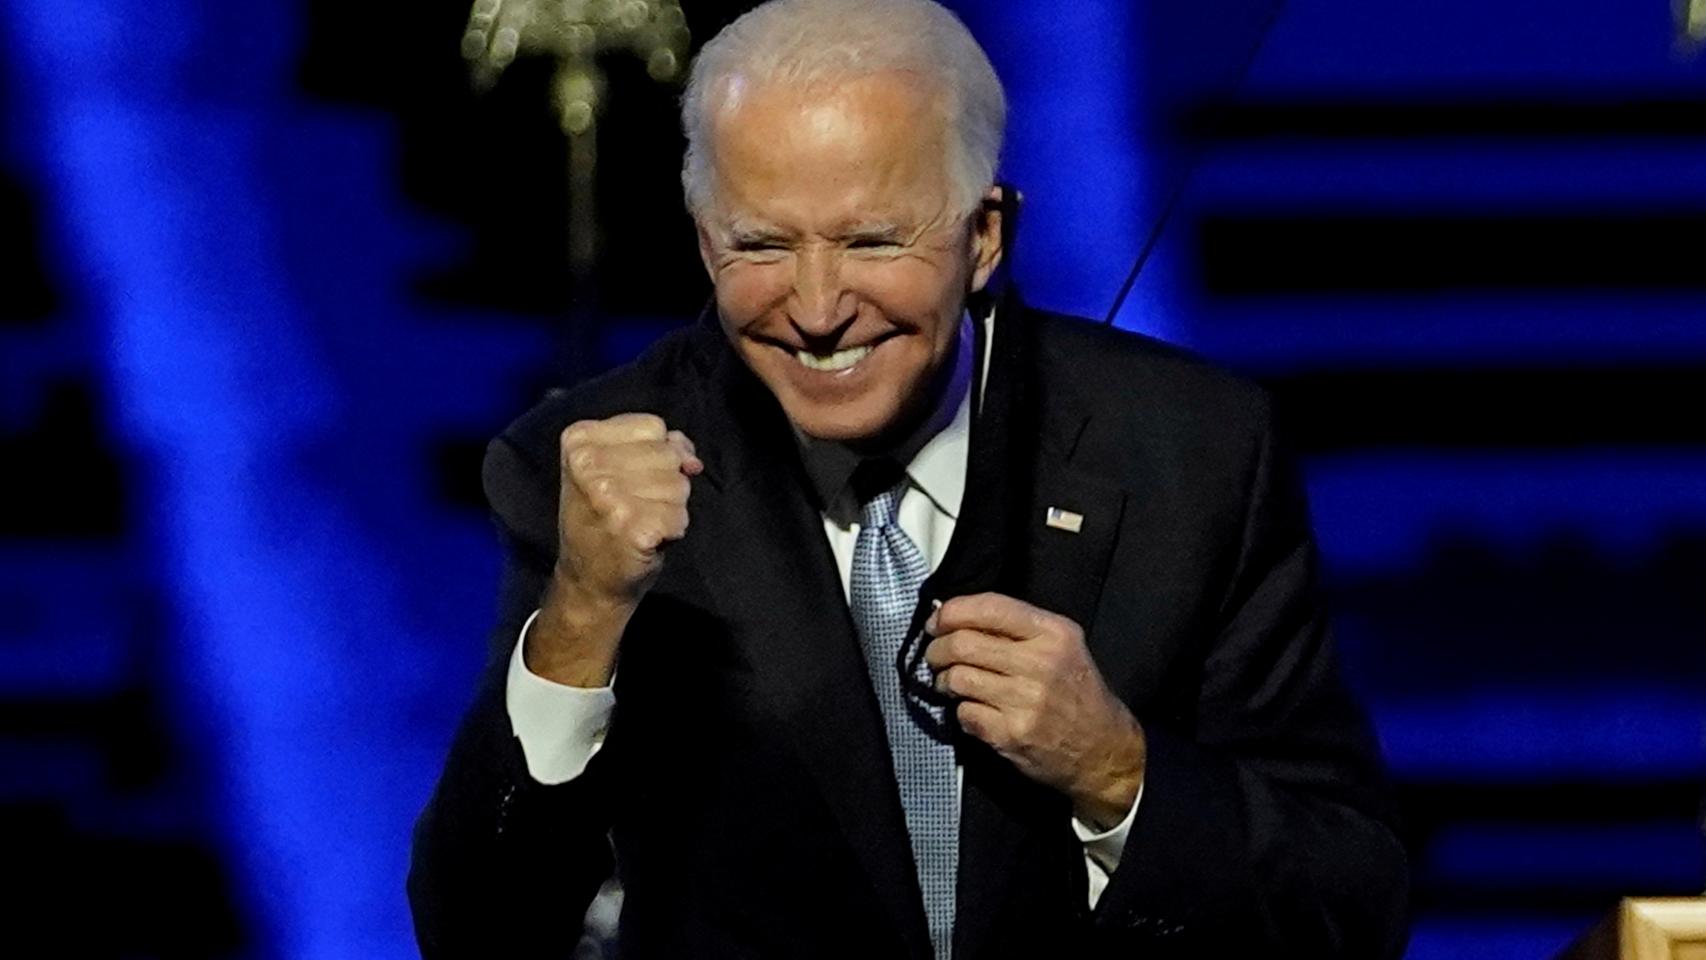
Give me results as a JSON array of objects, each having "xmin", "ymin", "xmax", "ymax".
[{"xmin": 967, "ymin": 184, "xmax": 1006, "ymax": 293}]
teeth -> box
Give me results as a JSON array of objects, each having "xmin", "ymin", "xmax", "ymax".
[{"xmin": 795, "ymin": 345, "xmax": 873, "ymax": 371}]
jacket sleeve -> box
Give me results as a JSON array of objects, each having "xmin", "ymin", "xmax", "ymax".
[
  {"xmin": 1089, "ymin": 401, "xmax": 1411, "ymax": 958},
  {"xmin": 407, "ymin": 435, "xmax": 616, "ymax": 959}
]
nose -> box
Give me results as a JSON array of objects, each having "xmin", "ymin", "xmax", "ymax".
[{"xmin": 789, "ymin": 245, "xmax": 855, "ymax": 339}]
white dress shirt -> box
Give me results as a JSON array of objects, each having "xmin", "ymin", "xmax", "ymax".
[{"xmin": 505, "ymin": 313, "xmax": 1140, "ymax": 910}]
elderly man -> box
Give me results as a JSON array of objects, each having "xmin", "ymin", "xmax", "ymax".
[{"xmin": 409, "ymin": 0, "xmax": 1408, "ymax": 956}]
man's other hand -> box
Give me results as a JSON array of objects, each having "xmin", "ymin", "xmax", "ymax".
[
  {"xmin": 924, "ymin": 593, "xmax": 1146, "ymax": 829},
  {"xmin": 527, "ymin": 413, "xmax": 703, "ymax": 688}
]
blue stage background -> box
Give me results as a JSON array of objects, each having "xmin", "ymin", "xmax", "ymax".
[{"xmin": 1, "ymin": 1, "xmax": 1701, "ymax": 957}]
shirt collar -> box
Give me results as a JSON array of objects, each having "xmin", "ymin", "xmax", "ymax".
[
  {"xmin": 799, "ymin": 310, "xmax": 980, "ymax": 525},
  {"xmin": 904, "ymin": 358, "xmax": 971, "ymax": 521}
]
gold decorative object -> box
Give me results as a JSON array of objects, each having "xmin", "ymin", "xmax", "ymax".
[
  {"xmin": 1681, "ymin": 0, "xmax": 1706, "ymax": 48},
  {"xmin": 462, "ymin": 0, "xmax": 692, "ymax": 273}
]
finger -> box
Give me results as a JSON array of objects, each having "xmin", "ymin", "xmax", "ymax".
[
  {"xmin": 626, "ymin": 502, "xmax": 690, "ymax": 551},
  {"xmin": 605, "ymin": 436, "xmax": 701, "ymax": 479},
  {"xmin": 602, "ymin": 412, "xmax": 669, "ymax": 442},
  {"xmin": 578, "ymin": 468, "xmax": 689, "ymax": 514},
  {"xmin": 934, "ymin": 592, "xmax": 1059, "ymax": 643},
  {"xmin": 923, "ymin": 629, "xmax": 1030, "ymax": 676},
  {"xmin": 622, "ymin": 471, "xmax": 693, "ymax": 504},
  {"xmin": 562, "ymin": 413, "xmax": 670, "ymax": 453},
  {"xmin": 666, "ymin": 430, "xmax": 705, "ymax": 477},
  {"xmin": 934, "ymin": 663, "xmax": 1035, "ymax": 709},
  {"xmin": 577, "ymin": 439, "xmax": 691, "ymax": 480},
  {"xmin": 955, "ymin": 700, "xmax": 1007, "ymax": 750}
]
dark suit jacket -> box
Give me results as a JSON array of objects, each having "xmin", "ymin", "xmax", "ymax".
[{"xmin": 409, "ymin": 298, "xmax": 1410, "ymax": 959}]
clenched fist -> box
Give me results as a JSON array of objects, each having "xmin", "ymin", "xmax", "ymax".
[{"xmin": 526, "ymin": 413, "xmax": 703, "ymax": 687}]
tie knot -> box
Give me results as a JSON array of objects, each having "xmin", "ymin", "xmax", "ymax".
[{"xmin": 852, "ymin": 458, "xmax": 907, "ymax": 529}]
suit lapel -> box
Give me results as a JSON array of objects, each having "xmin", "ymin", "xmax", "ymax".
[
  {"xmin": 678, "ymin": 338, "xmax": 935, "ymax": 960},
  {"xmin": 1023, "ymin": 458, "xmax": 1128, "ymax": 642},
  {"xmin": 950, "ymin": 299, "xmax": 1131, "ymax": 960}
]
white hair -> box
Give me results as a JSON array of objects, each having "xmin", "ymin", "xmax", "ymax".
[{"xmin": 680, "ymin": 0, "xmax": 1006, "ymax": 217}]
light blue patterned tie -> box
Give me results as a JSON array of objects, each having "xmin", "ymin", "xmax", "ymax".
[{"xmin": 850, "ymin": 472, "xmax": 958, "ymax": 960}]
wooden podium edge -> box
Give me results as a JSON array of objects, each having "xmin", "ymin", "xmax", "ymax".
[
  {"xmin": 1559, "ymin": 897, "xmax": 1706, "ymax": 960},
  {"xmin": 1623, "ymin": 898, "xmax": 1706, "ymax": 959}
]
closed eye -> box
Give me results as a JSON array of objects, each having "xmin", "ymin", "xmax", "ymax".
[{"xmin": 732, "ymin": 240, "xmax": 786, "ymax": 253}]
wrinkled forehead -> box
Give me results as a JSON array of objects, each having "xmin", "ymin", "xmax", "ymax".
[{"xmin": 702, "ymin": 71, "xmax": 956, "ymax": 224}]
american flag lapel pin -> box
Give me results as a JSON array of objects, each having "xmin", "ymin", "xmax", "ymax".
[{"xmin": 1045, "ymin": 506, "xmax": 1084, "ymax": 534}]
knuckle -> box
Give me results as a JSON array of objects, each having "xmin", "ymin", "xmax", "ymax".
[
  {"xmin": 935, "ymin": 633, "xmax": 961, "ymax": 662},
  {"xmin": 934, "ymin": 599, "xmax": 958, "ymax": 629},
  {"xmin": 941, "ymin": 595, "xmax": 973, "ymax": 622},
  {"xmin": 1009, "ymin": 711, "xmax": 1037, "ymax": 743},
  {"xmin": 954, "ymin": 701, "xmax": 981, "ymax": 732},
  {"xmin": 943, "ymin": 666, "xmax": 966, "ymax": 696},
  {"xmin": 626, "ymin": 507, "xmax": 659, "ymax": 535},
  {"xmin": 1024, "ymin": 679, "xmax": 1049, "ymax": 709},
  {"xmin": 1045, "ymin": 635, "xmax": 1073, "ymax": 664},
  {"xmin": 936, "ymin": 666, "xmax": 955, "ymax": 694},
  {"xmin": 923, "ymin": 639, "xmax": 946, "ymax": 669},
  {"xmin": 562, "ymin": 420, "xmax": 595, "ymax": 448}
]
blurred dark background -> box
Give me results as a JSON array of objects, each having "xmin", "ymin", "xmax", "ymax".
[{"xmin": 2, "ymin": 0, "xmax": 1702, "ymax": 957}]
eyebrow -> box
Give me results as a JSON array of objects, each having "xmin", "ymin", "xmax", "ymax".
[
  {"xmin": 718, "ymin": 219, "xmax": 915, "ymax": 245},
  {"xmin": 724, "ymin": 220, "xmax": 794, "ymax": 245},
  {"xmin": 838, "ymin": 222, "xmax": 909, "ymax": 242}
]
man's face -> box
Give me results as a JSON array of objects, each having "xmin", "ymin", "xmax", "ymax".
[{"xmin": 695, "ymin": 71, "xmax": 1004, "ymax": 445}]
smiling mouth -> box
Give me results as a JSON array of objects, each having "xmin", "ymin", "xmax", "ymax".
[
  {"xmin": 794, "ymin": 344, "xmax": 874, "ymax": 372},
  {"xmin": 770, "ymin": 330, "xmax": 898, "ymax": 373}
]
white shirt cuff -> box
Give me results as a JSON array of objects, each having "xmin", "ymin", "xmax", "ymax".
[
  {"xmin": 504, "ymin": 609, "xmax": 616, "ymax": 785},
  {"xmin": 1073, "ymin": 781, "xmax": 1143, "ymax": 909}
]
